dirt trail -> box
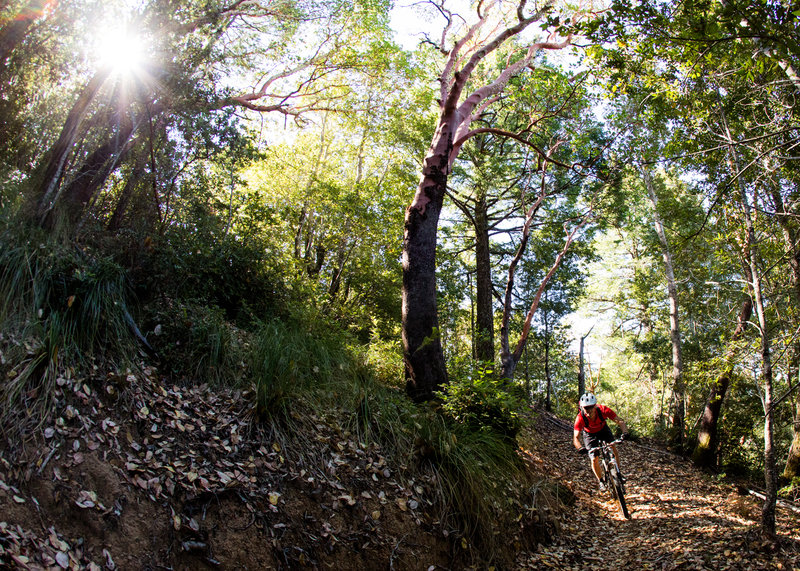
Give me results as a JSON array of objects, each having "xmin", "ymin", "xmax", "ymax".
[{"xmin": 516, "ymin": 411, "xmax": 800, "ymax": 570}]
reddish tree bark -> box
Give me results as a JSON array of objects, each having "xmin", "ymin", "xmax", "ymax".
[{"xmin": 402, "ymin": 0, "xmax": 576, "ymax": 400}]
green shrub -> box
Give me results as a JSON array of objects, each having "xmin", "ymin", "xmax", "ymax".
[
  {"xmin": 437, "ymin": 366, "xmax": 523, "ymax": 439},
  {"xmin": 134, "ymin": 229, "xmax": 288, "ymax": 325},
  {"xmin": 143, "ymin": 300, "xmax": 248, "ymax": 386}
]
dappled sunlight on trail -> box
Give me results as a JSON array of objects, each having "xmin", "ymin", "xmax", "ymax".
[{"xmin": 516, "ymin": 410, "xmax": 800, "ymax": 570}]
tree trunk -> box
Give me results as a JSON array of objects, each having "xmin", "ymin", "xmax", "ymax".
[
  {"xmin": 738, "ymin": 178, "xmax": 777, "ymax": 539},
  {"xmin": 764, "ymin": 172, "xmax": 800, "ymax": 482},
  {"xmin": 107, "ymin": 154, "xmax": 146, "ymax": 232},
  {"xmin": 402, "ymin": 120, "xmax": 453, "ymax": 401},
  {"xmin": 578, "ymin": 328, "xmax": 592, "ymax": 398},
  {"xmin": 35, "ymin": 68, "xmax": 111, "ymax": 225},
  {"xmin": 60, "ymin": 115, "xmax": 140, "ymax": 227},
  {"xmin": 401, "ymin": 0, "xmax": 566, "ymax": 399},
  {"xmin": 641, "ymin": 165, "xmax": 685, "ymax": 447},
  {"xmin": 327, "ymin": 238, "xmax": 351, "ymax": 298},
  {"xmin": 544, "ymin": 311, "xmax": 551, "ymax": 411},
  {"xmin": 760, "ymin": 307, "xmax": 778, "ymax": 537},
  {"xmin": 692, "ymin": 295, "xmax": 752, "ymax": 468},
  {"xmin": 500, "ymin": 214, "xmax": 587, "ymax": 380},
  {"xmin": 473, "ymin": 196, "xmax": 495, "ymax": 362},
  {"xmin": 784, "ymin": 365, "xmax": 800, "ymax": 482},
  {"xmin": 721, "ymin": 107, "xmax": 777, "ymax": 536}
]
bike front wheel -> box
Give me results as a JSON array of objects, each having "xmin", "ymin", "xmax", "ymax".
[{"xmin": 609, "ymin": 467, "xmax": 630, "ymax": 519}]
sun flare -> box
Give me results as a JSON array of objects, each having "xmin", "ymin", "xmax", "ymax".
[{"xmin": 97, "ymin": 28, "xmax": 146, "ymax": 76}]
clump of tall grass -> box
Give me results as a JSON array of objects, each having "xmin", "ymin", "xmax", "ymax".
[
  {"xmin": 343, "ymin": 378, "xmax": 529, "ymax": 563},
  {"xmin": 0, "ymin": 229, "xmax": 136, "ymax": 437},
  {"xmin": 144, "ymin": 300, "xmax": 249, "ymax": 386},
  {"xmin": 248, "ymin": 314, "xmax": 357, "ymax": 415}
]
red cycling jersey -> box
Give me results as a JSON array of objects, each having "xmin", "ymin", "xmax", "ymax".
[{"xmin": 574, "ymin": 404, "xmax": 617, "ymax": 434}]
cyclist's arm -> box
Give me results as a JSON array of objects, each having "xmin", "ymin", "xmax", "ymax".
[
  {"xmin": 611, "ymin": 416, "xmax": 629, "ymax": 434},
  {"xmin": 573, "ymin": 429, "xmax": 583, "ymax": 449}
]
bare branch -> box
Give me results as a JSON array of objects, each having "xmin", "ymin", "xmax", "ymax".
[
  {"xmin": 511, "ymin": 212, "xmax": 594, "ymax": 362},
  {"xmin": 454, "ymin": 127, "xmax": 574, "ymax": 170}
]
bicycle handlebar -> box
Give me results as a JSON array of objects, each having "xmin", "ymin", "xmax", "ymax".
[{"xmin": 586, "ymin": 438, "xmax": 625, "ymax": 454}]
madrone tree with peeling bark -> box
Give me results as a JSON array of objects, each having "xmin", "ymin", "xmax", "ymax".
[{"xmin": 402, "ymin": 0, "xmax": 596, "ymax": 401}]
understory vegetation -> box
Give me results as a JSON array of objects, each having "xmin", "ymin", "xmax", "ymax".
[{"xmin": 0, "ymin": 217, "xmax": 537, "ymax": 562}]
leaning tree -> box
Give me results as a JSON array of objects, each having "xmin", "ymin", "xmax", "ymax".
[{"xmin": 401, "ymin": 0, "xmax": 599, "ymax": 401}]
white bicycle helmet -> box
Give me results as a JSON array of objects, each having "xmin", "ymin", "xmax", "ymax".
[{"xmin": 579, "ymin": 392, "xmax": 597, "ymax": 407}]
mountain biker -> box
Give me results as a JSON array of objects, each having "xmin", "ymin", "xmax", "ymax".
[{"xmin": 573, "ymin": 392, "xmax": 629, "ymax": 491}]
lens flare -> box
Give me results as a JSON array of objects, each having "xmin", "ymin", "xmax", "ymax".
[{"xmin": 97, "ymin": 28, "xmax": 145, "ymax": 76}]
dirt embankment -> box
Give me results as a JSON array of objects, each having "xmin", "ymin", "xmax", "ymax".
[
  {"xmin": 1, "ymin": 367, "xmax": 558, "ymax": 570},
  {"xmin": 0, "ymin": 369, "xmax": 455, "ymax": 569}
]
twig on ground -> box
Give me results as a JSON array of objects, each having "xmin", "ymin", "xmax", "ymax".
[
  {"xmin": 37, "ymin": 445, "xmax": 59, "ymax": 475},
  {"xmin": 747, "ymin": 489, "xmax": 800, "ymax": 515},
  {"xmin": 389, "ymin": 533, "xmax": 409, "ymax": 570}
]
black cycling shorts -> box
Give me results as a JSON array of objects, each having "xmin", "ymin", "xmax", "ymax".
[{"xmin": 583, "ymin": 425, "xmax": 615, "ymax": 458}]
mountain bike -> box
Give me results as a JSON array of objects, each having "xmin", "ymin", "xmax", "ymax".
[{"xmin": 588, "ymin": 438, "xmax": 630, "ymax": 519}]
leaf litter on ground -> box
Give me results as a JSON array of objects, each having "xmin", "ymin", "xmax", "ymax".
[
  {"xmin": 515, "ymin": 411, "xmax": 800, "ymax": 570},
  {"xmin": 0, "ymin": 366, "xmax": 460, "ymax": 569}
]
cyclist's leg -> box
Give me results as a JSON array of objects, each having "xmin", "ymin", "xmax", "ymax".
[
  {"xmin": 583, "ymin": 431, "xmax": 605, "ymax": 484},
  {"xmin": 600, "ymin": 427, "xmax": 626, "ymax": 483},
  {"xmin": 591, "ymin": 455, "xmax": 603, "ymax": 480},
  {"xmin": 597, "ymin": 425, "xmax": 619, "ymax": 465}
]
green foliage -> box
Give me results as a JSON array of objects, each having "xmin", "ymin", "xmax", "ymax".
[
  {"xmin": 0, "ymin": 231, "xmax": 135, "ymax": 359},
  {"xmin": 779, "ymin": 477, "xmax": 800, "ymax": 503},
  {"xmin": 248, "ymin": 314, "xmax": 358, "ymax": 415},
  {"xmin": 143, "ymin": 301, "xmax": 248, "ymax": 386},
  {"xmin": 0, "ymin": 225, "xmax": 136, "ymax": 434},
  {"xmin": 134, "ymin": 229, "xmax": 288, "ymax": 325},
  {"xmin": 361, "ymin": 333, "xmax": 403, "ymax": 388},
  {"xmin": 438, "ymin": 365, "xmax": 523, "ymax": 440},
  {"xmin": 716, "ymin": 377, "xmax": 766, "ymax": 478}
]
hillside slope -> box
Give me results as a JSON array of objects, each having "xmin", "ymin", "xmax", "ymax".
[
  {"xmin": 0, "ymin": 367, "xmax": 457, "ymax": 569},
  {"xmin": 2, "ymin": 365, "xmax": 800, "ymax": 570},
  {"xmin": 1, "ymin": 364, "xmax": 557, "ymax": 569}
]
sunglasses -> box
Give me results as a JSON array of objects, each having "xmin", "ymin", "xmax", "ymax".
[{"xmin": 583, "ymin": 405, "xmax": 596, "ymax": 411}]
